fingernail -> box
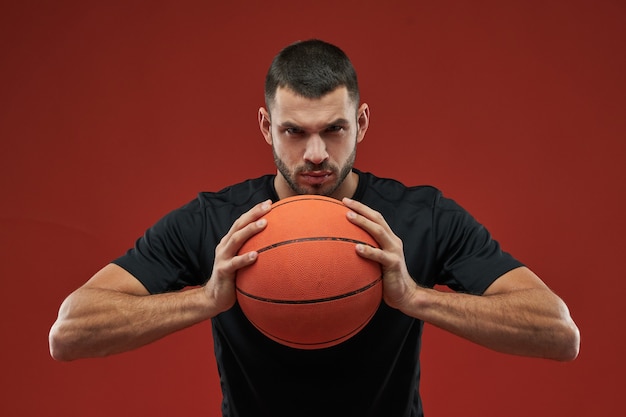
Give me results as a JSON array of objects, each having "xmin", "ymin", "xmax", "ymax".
[{"xmin": 256, "ymin": 218, "xmax": 267, "ymax": 227}]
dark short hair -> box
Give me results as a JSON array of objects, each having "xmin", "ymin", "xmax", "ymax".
[{"xmin": 264, "ymin": 39, "xmax": 360, "ymax": 110}]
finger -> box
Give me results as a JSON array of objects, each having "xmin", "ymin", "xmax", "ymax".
[
  {"xmin": 224, "ymin": 215, "xmax": 268, "ymax": 257},
  {"xmin": 342, "ymin": 197, "xmax": 376, "ymax": 218},
  {"xmin": 355, "ymin": 242, "xmax": 388, "ymax": 265},
  {"xmin": 344, "ymin": 202, "xmax": 393, "ymax": 247},
  {"xmin": 216, "ymin": 200, "xmax": 271, "ymax": 268},
  {"xmin": 228, "ymin": 250, "xmax": 259, "ymax": 273},
  {"xmin": 228, "ymin": 199, "xmax": 272, "ymax": 235},
  {"xmin": 343, "ymin": 197, "xmax": 390, "ymax": 231}
]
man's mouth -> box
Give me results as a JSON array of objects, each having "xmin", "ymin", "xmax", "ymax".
[{"xmin": 300, "ymin": 171, "xmax": 333, "ymax": 185}]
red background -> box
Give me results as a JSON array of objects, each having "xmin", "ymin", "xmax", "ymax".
[{"xmin": 1, "ymin": 1, "xmax": 624, "ymax": 416}]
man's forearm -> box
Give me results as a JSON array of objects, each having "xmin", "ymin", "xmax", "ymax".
[
  {"xmin": 49, "ymin": 286, "xmax": 213, "ymax": 361},
  {"xmin": 407, "ymin": 285, "xmax": 580, "ymax": 361}
]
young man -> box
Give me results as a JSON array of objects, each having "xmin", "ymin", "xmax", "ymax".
[{"xmin": 49, "ymin": 39, "xmax": 580, "ymax": 417}]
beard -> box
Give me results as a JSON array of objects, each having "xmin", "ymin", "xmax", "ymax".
[{"xmin": 273, "ymin": 144, "xmax": 356, "ymax": 197}]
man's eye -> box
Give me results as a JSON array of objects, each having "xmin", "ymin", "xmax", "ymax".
[
  {"xmin": 285, "ymin": 127, "xmax": 303, "ymax": 135},
  {"xmin": 326, "ymin": 125, "xmax": 344, "ymax": 133}
]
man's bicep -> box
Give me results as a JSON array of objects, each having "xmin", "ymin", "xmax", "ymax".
[
  {"xmin": 82, "ymin": 263, "xmax": 150, "ymax": 295},
  {"xmin": 483, "ymin": 266, "xmax": 550, "ymax": 296}
]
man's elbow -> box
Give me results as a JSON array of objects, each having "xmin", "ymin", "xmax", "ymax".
[
  {"xmin": 553, "ymin": 314, "xmax": 581, "ymax": 362},
  {"xmin": 48, "ymin": 322, "xmax": 79, "ymax": 362},
  {"xmin": 561, "ymin": 321, "xmax": 581, "ymax": 362}
]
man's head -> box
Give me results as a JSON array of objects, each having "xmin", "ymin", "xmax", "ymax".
[
  {"xmin": 264, "ymin": 39, "xmax": 360, "ymax": 113},
  {"xmin": 259, "ymin": 40, "xmax": 369, "ymax": 200}
]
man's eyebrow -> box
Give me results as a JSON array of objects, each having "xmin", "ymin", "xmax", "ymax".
[
  {"xmin": 277, "ymin": 118, "xmax": 351, "ymax": 129},
  {"xmin": 327, "ymin": 118, "xmax": 350, "ymax": 126},
  {"xmin": 278, "ymin": 121, "xmax": 301, "ymax": 128}
]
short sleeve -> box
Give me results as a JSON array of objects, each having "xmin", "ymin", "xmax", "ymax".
[
  {"xmin": 433, "ymin": 195, "xmax": 524, "ymax": 294},
  {"xmin": 113, "ymin": 201, "xmax": 212, "ymax": 294}
]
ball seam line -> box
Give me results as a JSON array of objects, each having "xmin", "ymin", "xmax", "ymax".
[{"xmin": 236, "ymin": 276, "xmax": 382, "ymax": 304}]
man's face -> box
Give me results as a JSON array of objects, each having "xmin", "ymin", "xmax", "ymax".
[{"xmin": 259, "ymin": 86, "xmax": 369, "ymax": 199}]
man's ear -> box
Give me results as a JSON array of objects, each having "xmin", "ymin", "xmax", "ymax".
[
  {"xmin": 258, "ymin": 107, "xmax": 272, "ymax": 145},
  {"xmin": 356, "ymin": 103, "xmax": 370, "ymax": 143}
]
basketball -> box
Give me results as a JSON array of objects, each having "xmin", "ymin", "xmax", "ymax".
[{"xmin": 236, "ymin": 195, "xmax": 383, "ymax": 349}]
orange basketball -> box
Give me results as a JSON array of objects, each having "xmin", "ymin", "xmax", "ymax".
[{"xmin": 236, "ymin": 195, "xmax": 382, "ymax": 349}]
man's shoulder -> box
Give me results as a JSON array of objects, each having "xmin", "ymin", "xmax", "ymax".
[
  {"xmin": 162, "ymin": 175, "xmax": 275, "ymax": 228},
  {"xmin": 194, "ymin": 174, "xmax": 276, "ymax": 209},
  {"xmin": 356, "ymin": 169, "xmax": 442, "ymax": 207}
]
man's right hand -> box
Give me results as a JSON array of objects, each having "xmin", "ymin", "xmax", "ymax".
[{"xmin": 202, "ymin": 199, "xmax": 271, "ymax": 313}]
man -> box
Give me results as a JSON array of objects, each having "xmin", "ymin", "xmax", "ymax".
[{"xmin": 49, "ymin": 39, "xmax": 580, "ymax": 417}]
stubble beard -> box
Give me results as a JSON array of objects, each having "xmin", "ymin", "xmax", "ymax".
[{"xmin": 273, "ymin": 144, "xmax": 356, "ymax": 197}]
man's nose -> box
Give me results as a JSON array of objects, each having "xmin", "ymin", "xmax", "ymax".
[{"xmin": 303, "ymin": 135, "xmax": 328, "ymax": 165}]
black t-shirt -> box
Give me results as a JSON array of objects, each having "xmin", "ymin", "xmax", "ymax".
[{"xmin": 114, "ymin": 169, "xmax": 523, "ymax": 417}]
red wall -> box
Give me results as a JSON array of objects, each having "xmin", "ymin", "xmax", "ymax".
[{"xmin": 1, "ymin": 1, "xmax": 624, "ymax": 415}]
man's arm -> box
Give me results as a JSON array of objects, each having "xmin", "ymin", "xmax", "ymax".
[
  {"xmin": 397, "ymin": 266, "xmax": 580, "ymax": 360},
  {"xmin": 343, "ymin": 197, "xmax": 580, "ymax": 361},
  {"xmin": 49, "ymin": 200, "xmax": 272, "ymax": 361},
  {"xmin": 48, "ymin": 264, "xmax": 216, "ymax": 361}
]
